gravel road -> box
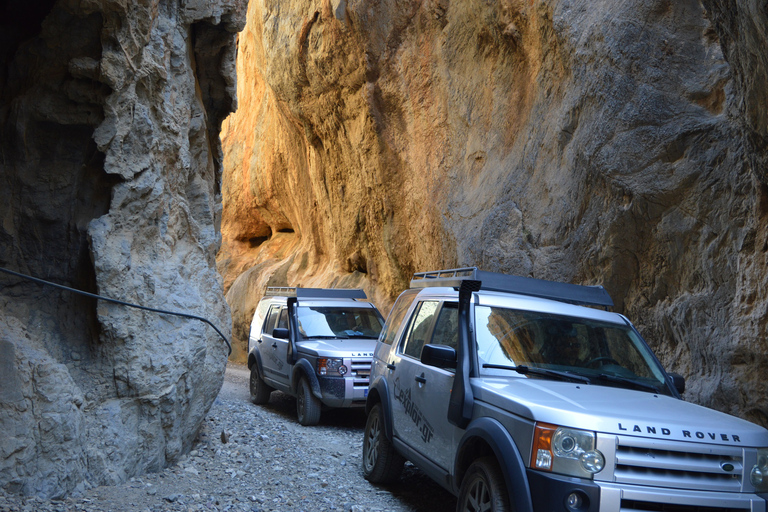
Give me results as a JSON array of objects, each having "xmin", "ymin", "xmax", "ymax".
[{"xmin": 0, "ymin": 363, "xmax": 456, "ymax": 512}]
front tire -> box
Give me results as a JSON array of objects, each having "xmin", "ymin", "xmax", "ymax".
[
  {"xmin": 362, "ymin": 403, "xmax": 405, "ymax": 483},
  {"xmin": 457, "ymin": 457, "xmax": 511, "ymax": 512},
  {"xmin": 249, "ymin": 364, "xmax": 272, "ymax": 404},
  {"xmin": 296, "ymin": 376, "xmax": 321, "ymax": 426}
]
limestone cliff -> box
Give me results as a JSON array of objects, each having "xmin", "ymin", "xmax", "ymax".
[
  {"xmin": 220, "ymin": 0, "xmax": 768, "ymax": 427},
  {"xmin": 0, "ymin": 0, "xmax": 245, "ymax": 498}
]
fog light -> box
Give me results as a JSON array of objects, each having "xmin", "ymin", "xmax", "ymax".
[
  {"xmin": 565, "ymin": 492, "xmax": 582, "ymax": 510},
  {"xmin": 565, "ymin": 491, "xmax": 589, "ymax": 511}
]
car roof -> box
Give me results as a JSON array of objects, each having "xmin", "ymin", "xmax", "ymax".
[
  {"xmin": 297, "ymin": 299, "xmax": 377, "ymax": 308},
  {"xmin": 410, "ymin": 267, "xmax": 613, "ymax": 308},
  {"xmin": 476, "ymin": 290, "xmax": 626, "ymax": 324},
  {"xmin": 410, "ymin": 286, "xmax": 626, "ymax": 325},
  {"xmin": 258, "ymin": 295, "xmax": 377, "ymax": 309}
]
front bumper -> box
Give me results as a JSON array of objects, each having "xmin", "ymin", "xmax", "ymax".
[
  {"xmin": 597, "ymin": 482, "xmax": 767, "ymax": 512},
  {"xmin": 317, "ymin": 375, "xmax": 368, "ymax": 408},
  {"xmin": 526, "ymin": 470, "xmax": 768, "ymax": 512},
  {"xmin": 315, "ymin": 356, "xmax": 372, "ymax": 408}
]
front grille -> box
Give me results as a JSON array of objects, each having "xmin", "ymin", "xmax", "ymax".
[
  {"xmin": 621, "ymin": 499, "xmax": 744, "ymax": 512},
  {"xmin": 350, "ymin": 358, "xmax": 372, "ymax": 386},
  {"xmin": 612, "ymin": 436, "xmax": 744, "ymax": 493}
]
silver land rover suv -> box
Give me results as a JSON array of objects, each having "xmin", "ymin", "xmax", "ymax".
[
  {"xmin": 248, "ymin": 287, "xmax": 384, "ymax": 425},
  {"xmin": 363, "ymin": 268, "xmax": 768, "ymax": 512}
]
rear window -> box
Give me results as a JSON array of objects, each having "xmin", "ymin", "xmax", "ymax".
[{"xmin": 378, "ymin": 289, "xmax": 419, "ymax": 345}]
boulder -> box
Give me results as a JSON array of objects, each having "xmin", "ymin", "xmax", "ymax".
[{"xmin": 0, "ymin": 0, "xmax": 245, "ymax": 497}]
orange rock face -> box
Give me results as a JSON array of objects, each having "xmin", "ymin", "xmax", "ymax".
[{"xmin": 220, "ymin": 0, "xmax": 768, "ymax": 426}]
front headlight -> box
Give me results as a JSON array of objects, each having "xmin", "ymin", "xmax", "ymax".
[
  {"xmin": 317, "ymin": 357, "xmax": 347, "ymax": 376},
  {"xmin": 532, "ymin": 423, "xmax": 605, "ymax": 479},
  {"xmin": 750, "ymin": 448, "xmax": 768, "ymax": 492}
]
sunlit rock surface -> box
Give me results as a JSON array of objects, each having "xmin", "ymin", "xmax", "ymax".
[
  {"xmin": 0, "ymin": 0, "xmax": 245, "ymax": 498},
  {"xmin": 220, "ymin": 0, "xmax": 768, "ymax": 426}
]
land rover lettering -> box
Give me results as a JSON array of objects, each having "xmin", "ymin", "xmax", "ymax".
[
  {"xmin": 618, "ymin": 423, "xmax": 672, "ymax": 435},
  {"xmin": 682, "ymin": 430, "xmax": 742, "ymax": 442}
]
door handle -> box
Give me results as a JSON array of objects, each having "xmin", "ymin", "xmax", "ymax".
[
  {"xmin": 387, "ymin": 363, "xmax": 396, "ymax": 371},
  {"xmin": 415, "ymin": 373, "xmax": 426, "ymax": 384},
  {"xmin": 272, "ymin": 342, "xmax": 277, "ymax": 348}
]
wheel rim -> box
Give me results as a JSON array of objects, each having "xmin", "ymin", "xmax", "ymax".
[
  {"xmin": 250, "ymin": 368, "xmax": 258, "ymax": 395},
  {"xmin": 463, "ymin": 474, "xmax": 492, "ymax": 512},
  {"xmin": 364, "ymin": 414, "xmax": 380, "ymax": 471}
]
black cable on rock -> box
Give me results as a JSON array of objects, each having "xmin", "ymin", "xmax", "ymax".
[{"xmin": 0, "ymin": 266, "xmax": 232, "ymax": 356}]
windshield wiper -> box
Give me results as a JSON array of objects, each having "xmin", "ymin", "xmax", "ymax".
[
  {"xmin": 593, "ymin": 373, "xmax": 661, "ymax": 393},
  {"xmin": 303, "ymin": 334, "xmax": 349, "ymax": 340},
  {"xmin": 482, "ymin": 364, "xmax": 591, "ymax": 384}
]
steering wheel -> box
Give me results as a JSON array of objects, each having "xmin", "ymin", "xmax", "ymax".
[{"xmin": 585, "ymin": 356, "xmax": 621, "ymax": 368}]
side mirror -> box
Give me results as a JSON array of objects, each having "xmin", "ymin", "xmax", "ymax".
[
  {"xmin": 272, "ymin": 327, "xmax": 289, "ymax": 340},
  {"xmin": 421, "ymin": 344, "xmax": 457, "ymax": 370},
  {"xmin": 668, "ymin": 372, "xmax": 685, "ymax": 395}
]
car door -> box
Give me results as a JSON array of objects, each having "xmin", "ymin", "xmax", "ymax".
[
  {"xmin": 260, "ymin": 305, "xmax": 291, "ymax": 389},
  {"xmin": 391, "ymin": 300, "xmax": 459, "ymax": 471}
]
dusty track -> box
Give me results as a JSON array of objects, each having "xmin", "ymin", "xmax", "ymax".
[{"xmin": 0, "ymin": 363, "xmax": 455, "ymax": 511}]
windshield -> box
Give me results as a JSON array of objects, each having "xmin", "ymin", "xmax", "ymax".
[
  {"xmin": 297, "ymin": 306, "xmax": 384, "ymax": 339},
  {"xmin": 474, "ymin": 305, "xmax": 669, "ymax": 393}
]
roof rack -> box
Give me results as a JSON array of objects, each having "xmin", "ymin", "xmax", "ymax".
[
  {"xmin": 265, "ymin": 286, "xmax": 296, "ymax": 297},
  {"xmin": 410, "ymin": 267, "xmax": 613, "ymax": 308},
  {"xmin": 264, "ymin": 286, "xmax": 367, "ymax": 300}
]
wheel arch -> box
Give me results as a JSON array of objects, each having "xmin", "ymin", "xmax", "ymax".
[
  {"xmin": 455, "ymin": 417, "xmax": 533, "ymax": 511},
  {"xmin": 247, "ymin": 349, "xmax": 262, "ymax": 372},
  {"xmin": 366, "ymin": 375, "xmax": 395, "ymax": 441},
  {"xmin": 291, "ymin": 358, "xmax": 321, "ymax": 397}
]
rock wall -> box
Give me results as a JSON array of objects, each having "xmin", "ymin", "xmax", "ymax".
[
  {"xmin": 0, "ymin": 0, "xmax": 245, "ymax": 498},
  {"xmin": 219, "ymin": 0, "xmax": 768, "ymax": 427}
]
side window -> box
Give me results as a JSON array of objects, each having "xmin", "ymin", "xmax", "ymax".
[
  {"xmin": 379, "ymin": 289, "xmax": 419, "ymax": 346},
  {"xmin": 249, "ymin": 300, "xmax": 272, "ymax": 340},
  {"xmin": 431, "ymin": 302, "xmax": 459, "ymax": 351},
  {"xmin": 401, "ymin": 301, "xmax": 440, "ymax": 359},
  {"xmin": 276, "ymin": 307, "xmax": 289, "ymax": 330},
  {"xmin": 263, "ymin": 305, "xmax": 281, "ymax": 335}
]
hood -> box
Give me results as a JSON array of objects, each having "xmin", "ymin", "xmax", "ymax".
[
  {"xmin": 297, "ymin": 337, "xmax": 377, "ymax": 358},
  {"xmin": 474, "ymin": 377, "xmax": 768, "ymax": 447}
]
